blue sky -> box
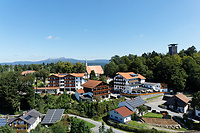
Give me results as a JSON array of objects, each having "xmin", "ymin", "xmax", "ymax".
[{"xmin": 0, "ymin": 0, "xmax": 200, "ymax": 62}]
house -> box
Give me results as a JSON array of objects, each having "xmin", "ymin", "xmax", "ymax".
[
  {"xmin": 109, "ymin": 97, "xmax": 146, "ymax": 123},
  {"xmin": 8, "ymin": 109, "xmax": 42, "ymax": 133},
  {"xmin": 142, "ymin": 82, "xmax": 168, "ymax": 92},
  {"xmin": 86, "ymin": 65, "xmax": 104, "ymax": 78},
  {"xmin": 34, "ymin": 87, "xmax": 60, "ymax": 94},
  {"xmin": 48, "ymin": 73, "xmax": 87, "ymax": 93},
  {"xmin": 109, "ymin": 106, "xmax": 133, "ymax": 123},
  {"xmin": 114, "ymin": 72, "xmax": 168, "ymax": 94},
  {"xmin": 41, "ymin": 109, "xmax": 64, "ymax": 126},
  {"xmin": 119, "ymin": 97, "xmax": 146, "ymax": 112},
  {"xmin": 75, "ymin": 80, "xmax": 111, "ymax": 101},
  {"xmin": 106, "ymin": 77, "xmax": 113, "ymax": 84},
  {"xmin": 165, "ymin": 93, "xmax": 190, "ymax": 113},
  {"xmin": 21, "ymin": 70, "xmax": 36, "ymax": 76},
  {"xmin": 114, "ymin": 72, "xmax": 146, "ymax": 93}
]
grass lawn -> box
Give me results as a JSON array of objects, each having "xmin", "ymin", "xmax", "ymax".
[
  {"xmin": 142, "ymin": 112, "xmax": 163, "ymax": 118},
  {"xmin": 128, "ymin": 120, "xmax": 147, "ymax": 128},
  {"xmin": 146, "ymin": 95, "xmax": 163, "ymax": 101},
  {"xmin": 82, "ymin": 120, "xmax": 95, "ymax": 129}
]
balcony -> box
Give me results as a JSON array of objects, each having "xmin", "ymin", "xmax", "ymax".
[
  {"xmin": 93, "ymin": 88, "xmax": 111, "ymax": 93},
  {"xmin": 93, "ymin": 92, "xmax": 111, "ymax": 97}
]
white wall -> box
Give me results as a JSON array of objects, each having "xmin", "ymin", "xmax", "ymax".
[{"xmin": 109, "ymin": 110, "xmax": 131, "ymax": 123}]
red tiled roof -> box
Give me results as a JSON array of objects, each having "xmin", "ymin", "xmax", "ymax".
[
  {"xmin": 116, "ymin": 72, "xmax": 146, "ymax": 80},
  {"xmin": 21, "ymin": 70, "xmax": 36, "ymax": 75},
  {"xmin": 175, "ymin": 93, "xmax": 190, "ymax": 104},
  {"xmin": 72, "ymin": 73, "xmax": 85, "ymax": 77},
  {"xmin": 76, "ymin": 89, "xmax": 85, "ymax": 94},
  {"xmin": 50, "ymin": 73, "xmax": 85, "ymax": 78},
  {"xmin": 86, "ymin": 65, "xmax": 104, "ymax": 74},
  {"xmin": 115, "ymin": 106, "xmax": 134, "ymax": 117},
  {"xmin": 82, "ymin": 80, "xmax": 102, "ymax": 89}
]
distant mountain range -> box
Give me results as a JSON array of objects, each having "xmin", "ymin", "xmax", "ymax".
[{"xmin": 0, "ymin": 57, "xmax": 110, "ymax": 66}]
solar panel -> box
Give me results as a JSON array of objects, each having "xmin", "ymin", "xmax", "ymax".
[
  {"xmin": 41, "ymin": 109, "xmax": 64, "ymax": 125},
  {"xmin": 126, "ymin": 97, "xmax": 146, "ymax": 108},
  {"xmin": 0, "ymin": 119, "xmax": 7, "ymax": 126}
]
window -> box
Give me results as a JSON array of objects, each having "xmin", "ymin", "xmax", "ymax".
[
  {"xmin": 111, "ymin": 115, "xmax": 113, "ymax": 117},
  {"xmin": 115, "ymin": 116, "xmax": 118, "ymax": 119}
]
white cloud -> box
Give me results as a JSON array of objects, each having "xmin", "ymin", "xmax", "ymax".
[{"xmin": 46, "ymin": 36, "xmax": 52, "ymax": 39}]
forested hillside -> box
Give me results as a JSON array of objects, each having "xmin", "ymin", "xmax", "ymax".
[{"xmin": 104, "ymin": 46, "xmax": 200, "ymax": 92}]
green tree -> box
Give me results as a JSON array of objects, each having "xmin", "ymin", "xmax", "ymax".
[
  {"xmin": 0, "ymin": 125, "xmax": 15, "ymax": 133},
  {"xmin": 90, "ymin": 70, "xmax": 97, "ymax": 80},
  {"xmin": 51, "ymin": 121, "xmax": 67, "ymax": 133},
  {"xmin": 138, "ymin": 105, "xmax": 147, "ymax": 115},
  {"xmin": 191, "ymin": 91, "xmax": 200, "ymax": 111}
]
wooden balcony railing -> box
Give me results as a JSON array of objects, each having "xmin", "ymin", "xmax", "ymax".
[{"xmin": 93, "ymin": 88, "xmax": 111, "ymax": 93}]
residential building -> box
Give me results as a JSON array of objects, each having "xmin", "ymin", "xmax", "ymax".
[
  {"xmin": 119, "ymin": 97, "xmax": 146, "ymax": 112},
  {"xmin": 165, "ymin": 93, "xmax": 190, "ymax": 113},
  {"xmin": 109, "ymin": 97, "xmax": 146, "ymax": 123},
  {"xmin": 75, "ymin": 80, "xmax": 111, "ymax": 101},
  {"xmin": 114, "ymin": 72, "xmax": 146, "ymax": 93},
  {"xmin": 114, "ymin": 72, "xmax": 168, "ymax": 94},
  {"xmin": 109, "ymin": 106, "xmax": 133, "ymax": 123},
  {"xmin": 48, "ymin": 73, "xmax": 87, "ymax": 93},
  {"xmin": 86, "ymin": 65, "xmax": 104, "ymax": 78},
  {"xmin": 142, "ymin": 82, "xmax": 168, "ymax": 92},
  {"xmin": 21, "ymin": 70, "xmax": 36, "ymax": 76},
  {"xmin": 41, "ymin": 109, "xmax": 64, "ymax": 126},
  {"xmin": 8, "ymin": 109, "xmax": 42, "ymax": 133},
  {"xmin": 34, "ymin": 87, "xmax": 60, "ymax": 94}
]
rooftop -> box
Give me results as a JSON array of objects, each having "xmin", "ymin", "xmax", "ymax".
[
  {"xmin": 81, "ymin": 80, "xmax": 102, "ymax": 89},
  {"xmin": 86, "ymin": 65, "xmax": 104, "ymax": 74},
  {"xmin": 115, "ymin": 106, "xmax": 133, "ymax": 117},
  {"xmin": 116, "ymin": 72, "xmax": 146, "ymax": 80}
]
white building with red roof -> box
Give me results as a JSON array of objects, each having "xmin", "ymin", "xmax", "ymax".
[
  {"xmin": 109, "ymin": 106, "xmax": 133, "ymax": 123},
  {"xmin": 47, "ymin": 73, "xmax": 87, "ymax": 93},
  {"xmin": 109, "ymin": 97, "xmax": 146, "ymax": 123},
  {"xmin": 114, "ymin": 72, "xmax": 168, "ymax": 94}
]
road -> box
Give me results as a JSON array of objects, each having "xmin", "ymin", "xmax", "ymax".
[
  {"xmin": 144, "ymin": 97, "xmax": 184, "ymax": 117},
  {"xmin": 68, "ymin": 114, "xmax": 126, "ymax": 133}
]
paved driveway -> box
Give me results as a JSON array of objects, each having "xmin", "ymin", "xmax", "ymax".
[
  {"xmin": 144, "ymin": 97, "xmax": 184, "ymax": 117},
  {"xmin": 68, "ymin": 114, "xmax": 126, "ymax": 133}
]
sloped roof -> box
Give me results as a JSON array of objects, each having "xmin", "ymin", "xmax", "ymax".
[
  {"xmin": 50, "ymin": 73, "xmax": 85, "ymax": 78},
  {"xmin": 76, "ymin": 89, "xmax": 85, "ymax": 94},
  {"xmin": 8, "ymin": 109, "xmax": 42, "ymax": 125},
  {"xmin": 116, "ymin": 72, "xmax": 146, "ymax": 80},
  {"xmin": 72, "ymin": 73, "xmax": 85, "ymax": 77},
  {"xmin": 41, "ymin": 109, "xmax": 64, "ymax": 125},
  {"xmin": 175, "ymin": 93, "xmax": 190, "ymax": 104},
  {"xmin": 82, "ymin": 80, "xmax": 102, "ymax": 89},
  {"xmin": 86, "ymin": 65, "xmax": 104, "ymax": 74},
  {"xmin": 21, "ymin": 70, "xmax": 36, "ymax": 75},
  {"xmin": 125, "ymin": 97, "xmax": 146, "ymax": 108},
  {"xmin": 115, "ymin": 106, "xmax": 133, "ymax": 117}
]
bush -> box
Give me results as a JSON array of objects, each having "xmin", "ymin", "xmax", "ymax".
[
  {"xmin": 106, "ymin": 120, "xmax": 166, "ymax": 133},
  {"xmin": 131, "ymin": 113, "xmax": 137, "ymax": 121}
]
